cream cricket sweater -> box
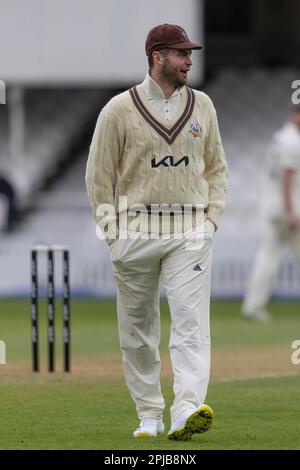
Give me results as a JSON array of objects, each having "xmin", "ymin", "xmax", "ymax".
[{"xmin": 86, "ymin": 75, "xmax": 228, "ymax": 240}]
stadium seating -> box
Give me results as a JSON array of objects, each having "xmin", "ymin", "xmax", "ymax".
[{"xmin": 0, "ymin": 88, "xmax": 103, "ymax": 208}]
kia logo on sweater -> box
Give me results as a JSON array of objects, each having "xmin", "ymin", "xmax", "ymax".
[{"xmin": 151, "ymin": 156, "xmax": 189, "ymax": 168}]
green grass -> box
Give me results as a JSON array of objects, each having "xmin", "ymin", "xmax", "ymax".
[
  {"xmin": 0, "ymin": 376, "xmax": 299, "ymax": 450},
  {"xmin": 1, "ymin": 299, "xmax": 299, "ymax": 361},
  {"xmin": 0, "ymin": 298, "xmax": 300, "ymax": 449},
  {"xmin": 211, "ymin": 300, "xmax": 300, "ymax": 348}
]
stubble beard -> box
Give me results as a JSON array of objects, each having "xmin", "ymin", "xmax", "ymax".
[{"xmin": 161, "ymin": 61, "xmax": 186, "ymax": 88}]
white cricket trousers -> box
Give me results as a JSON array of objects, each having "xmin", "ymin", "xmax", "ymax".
[
  {"xmin": 110, "ymin": 221, "xmax": 214, "ymax": 423},
  {"xmin": 243, "ymin": 220, "xmax": 300, "ymax": 313}
]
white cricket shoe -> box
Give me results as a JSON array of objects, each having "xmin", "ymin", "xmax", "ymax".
[
  {"xmin": 242, "ymin": 307, "xmax": 271, "ymax": 323},
  {"xmin": 167, "ymin": 404, "xmax": 213, "ymax": 441},
  {"xmin": 133, "ymin": 417, "xmax": 165, "ymax": 438}
]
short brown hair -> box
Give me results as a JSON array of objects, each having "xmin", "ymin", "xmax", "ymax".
[{"xmin": 148, "ymin": 48, "xmax": 169, "ymax": 70}]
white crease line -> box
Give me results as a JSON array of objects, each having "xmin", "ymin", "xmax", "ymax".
[{"xmin": 215, "ymin": 371, "xmax": 300, "ymax": 383}]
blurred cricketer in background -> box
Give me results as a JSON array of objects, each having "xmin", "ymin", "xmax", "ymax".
[
  {"xmin": 242, "ymin": 105, "xmax": 300, "ymax": 322},
  {"xmin": 86, "ymin": 24, "xmax": 228, "ymax": 440}
]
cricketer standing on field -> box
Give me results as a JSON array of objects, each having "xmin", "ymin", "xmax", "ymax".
[
  {"xmin": 242, "ymin": 105, "xmax": 300, "ymax": 322},
  {"xmin": 86, "ymin": 24, "xmax": 228, "ymax": 441}
]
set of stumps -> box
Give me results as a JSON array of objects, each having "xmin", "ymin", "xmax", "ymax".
[{"xmin": 30, "ymin": 245, "xmax": 71, "ymax": 372}]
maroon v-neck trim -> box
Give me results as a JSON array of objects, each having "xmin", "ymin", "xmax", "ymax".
[{"xmin": 129, "ymin": 86, "xmax": 195, "ymax": 145}]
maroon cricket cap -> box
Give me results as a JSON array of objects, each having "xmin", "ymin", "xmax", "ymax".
[{"xmin": 145, "ymin": 23, "xmax": 202, "ymax": 57}]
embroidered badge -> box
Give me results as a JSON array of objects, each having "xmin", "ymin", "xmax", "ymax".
[{"xmin": 189, "ymin": 123, "xmax": 202, "ymax": 141}]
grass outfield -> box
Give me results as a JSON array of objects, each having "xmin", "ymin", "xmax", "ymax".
[{"xmin": 0, "ymin": 299, "xmax": 300, "ymax": 449}]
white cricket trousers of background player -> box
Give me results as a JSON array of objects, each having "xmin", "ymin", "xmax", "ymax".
[
  {"xmin": 110, "ymin": 221, "xmax": 214, "ymax": 423},
  {"xmin": 243, "ymin": 220, "xmax": 300, "ymax": 313}
]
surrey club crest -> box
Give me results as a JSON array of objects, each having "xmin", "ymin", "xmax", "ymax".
[{"xmin": 189, "ymin": 123, "xmax": 202, "ymax": 141}]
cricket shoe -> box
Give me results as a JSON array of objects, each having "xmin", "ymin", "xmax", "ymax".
[
  {"xmin": 241, "ymin": 307, "xmax": 271, "ymax": 323},
  {"xmin": 133, "ymin": 417, "xmax": 165, "ymax": 438},
  {"xmin": 167, "ymin": 404, "xmax": 213, "ymax": 441}
]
